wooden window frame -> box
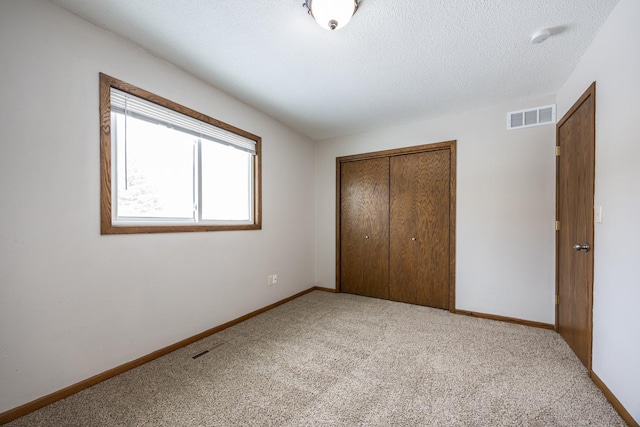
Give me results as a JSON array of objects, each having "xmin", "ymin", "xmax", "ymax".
[{"xmin": 99, "ymin": 73, "xmax": 262, "ymax": 234}]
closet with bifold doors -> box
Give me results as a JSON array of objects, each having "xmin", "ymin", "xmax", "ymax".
[{"xmin": 337, "ymin": 141, "xmax": 456, "ymax": 310}]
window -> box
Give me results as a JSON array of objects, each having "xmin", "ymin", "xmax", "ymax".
[{"xmin": 99, "ymin": 73, "xmax": 261, "ymax": 234}]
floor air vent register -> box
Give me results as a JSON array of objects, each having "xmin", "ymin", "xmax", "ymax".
[{"xmin": 192, "ymin": 342, "xmax": 226, "ymax": 359}]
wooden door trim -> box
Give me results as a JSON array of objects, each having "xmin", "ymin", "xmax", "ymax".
[
  {"xmin": 337, "ymin": 140, "xmax": 456, "ymax": 163},
  {"xmin": 448, "ymin": 142, "xmax": 457, "ymax": 311},
  {"xmin": 557, "ymin": 82, "xmax": 596, "ymax": 129},
  {"xmin": 555, "ymin": 82, "xmax": 596, "ymax": 372},
  {"xmin": 336, "ymin": 140, "xmax": 456, "ymax": 312}
]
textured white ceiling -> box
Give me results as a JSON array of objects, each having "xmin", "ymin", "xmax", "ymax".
[{"xmin": 50, "ymin": 0, "xmax": 619, "ymax": 140}]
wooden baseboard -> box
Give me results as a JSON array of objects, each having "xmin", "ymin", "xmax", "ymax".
[
  {"xmin": 5, "ymin": 290, "xmax": 633, "ymax": 427},
  {"xmin": 314, "ymin": 285, "xmax": 338, "ymax": 293},
  {"xmin": 455, "ymin": 310, "xmax": 636, "ymax": 426},
  {"xmin": 0, "ymin": 287, "xmax": 317, "ymax": 425},
  {"xmin": 455, "ymin": 309, "xmax": 555, "ymax": 330},
  {"xmin": 591, "ymin": 371, "xmax": 638, "ymax": 427}
]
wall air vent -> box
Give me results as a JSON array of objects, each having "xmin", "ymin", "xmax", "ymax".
[{"xmin": 507, "ymin": 104, "xmax": 556, "ymax": 130}]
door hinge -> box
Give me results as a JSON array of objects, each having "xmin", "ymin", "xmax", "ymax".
[
  {"xmin": 556, "ymin": 295, "xmax": 560, "ymax": 305},
  {"xmin": 555, "ymin": 146, "xmax": 561, "ymax": 156},
  {"xmin": 555, "ymin": 220, "xmax": 560, "ymax": 231}
]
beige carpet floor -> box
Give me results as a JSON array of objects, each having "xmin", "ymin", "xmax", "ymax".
[{"xmin": 7, "ymin": 291, "xmax": 624, "ymax": 426}]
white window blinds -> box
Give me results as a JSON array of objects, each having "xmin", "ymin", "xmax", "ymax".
[{"xmin": 110, "ymin": 88, "xmax": 256, "ymax": 154}]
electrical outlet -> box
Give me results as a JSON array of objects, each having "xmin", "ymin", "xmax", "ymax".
[{"xmin": 268, "ymin": 274, "xmax": 278, "ymax": 286}]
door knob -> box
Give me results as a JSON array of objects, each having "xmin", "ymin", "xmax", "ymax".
[
  {"xmin": 573, "ymin": 243, "xmax": 590, "ymax": 252},
  {"xmin": 411, "ymin": 237, "xmax": 417, "ymax": 241},
  {"xmin": 365, "ymin": 235, "xmax": 369, "ymax": 239}
]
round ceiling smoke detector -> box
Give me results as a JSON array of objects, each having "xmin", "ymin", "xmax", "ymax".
[{"xmin": 530, "ymin": 28, "xmax": 551, "ymax": 44}]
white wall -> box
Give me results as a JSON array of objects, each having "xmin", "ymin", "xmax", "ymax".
[
  {"xmin": 315, "ymin": 98, "xmax": 556, "ymax": 324},
  {"xmin": 3, "ymin": 0, "xmax": 636, "ymax": 421},
  {"xmin": 556, "ymin": 0, "xmax": 640, "ymax": 421},
  {"xmin": 0, "ymin": 0, "xmax": 315, "ymax": 413}
]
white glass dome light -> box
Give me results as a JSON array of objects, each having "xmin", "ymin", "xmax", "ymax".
[{"xmin": 307, "ymin": 0, "xmax": 358, "ymax": 31}]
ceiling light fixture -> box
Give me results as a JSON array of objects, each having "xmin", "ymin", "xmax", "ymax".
[{"xmin": 304, "ymin": 0, "xmax": 359, "ymax": 31}]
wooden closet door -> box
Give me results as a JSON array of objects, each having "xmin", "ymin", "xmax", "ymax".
[
  {"xmin": 389, "ymin": 150, "xmax": 450, "ymax": 308},
  {"xmin": 340, "ymin": 158, "xmax": 389, "ymax": 299}
]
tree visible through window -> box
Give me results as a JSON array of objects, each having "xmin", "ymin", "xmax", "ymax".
[{"xmin": 99, "ymin": 73, "xmax": 261, "ymax": 234}]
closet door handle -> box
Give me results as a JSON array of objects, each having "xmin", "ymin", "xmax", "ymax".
[
  {"xmin": 411, "ymin": 237, "xmax": 417, "ymax": 241},
  {"xmin": 365, "ymin": 235, "xmax": 370, "ymax": 239}
]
